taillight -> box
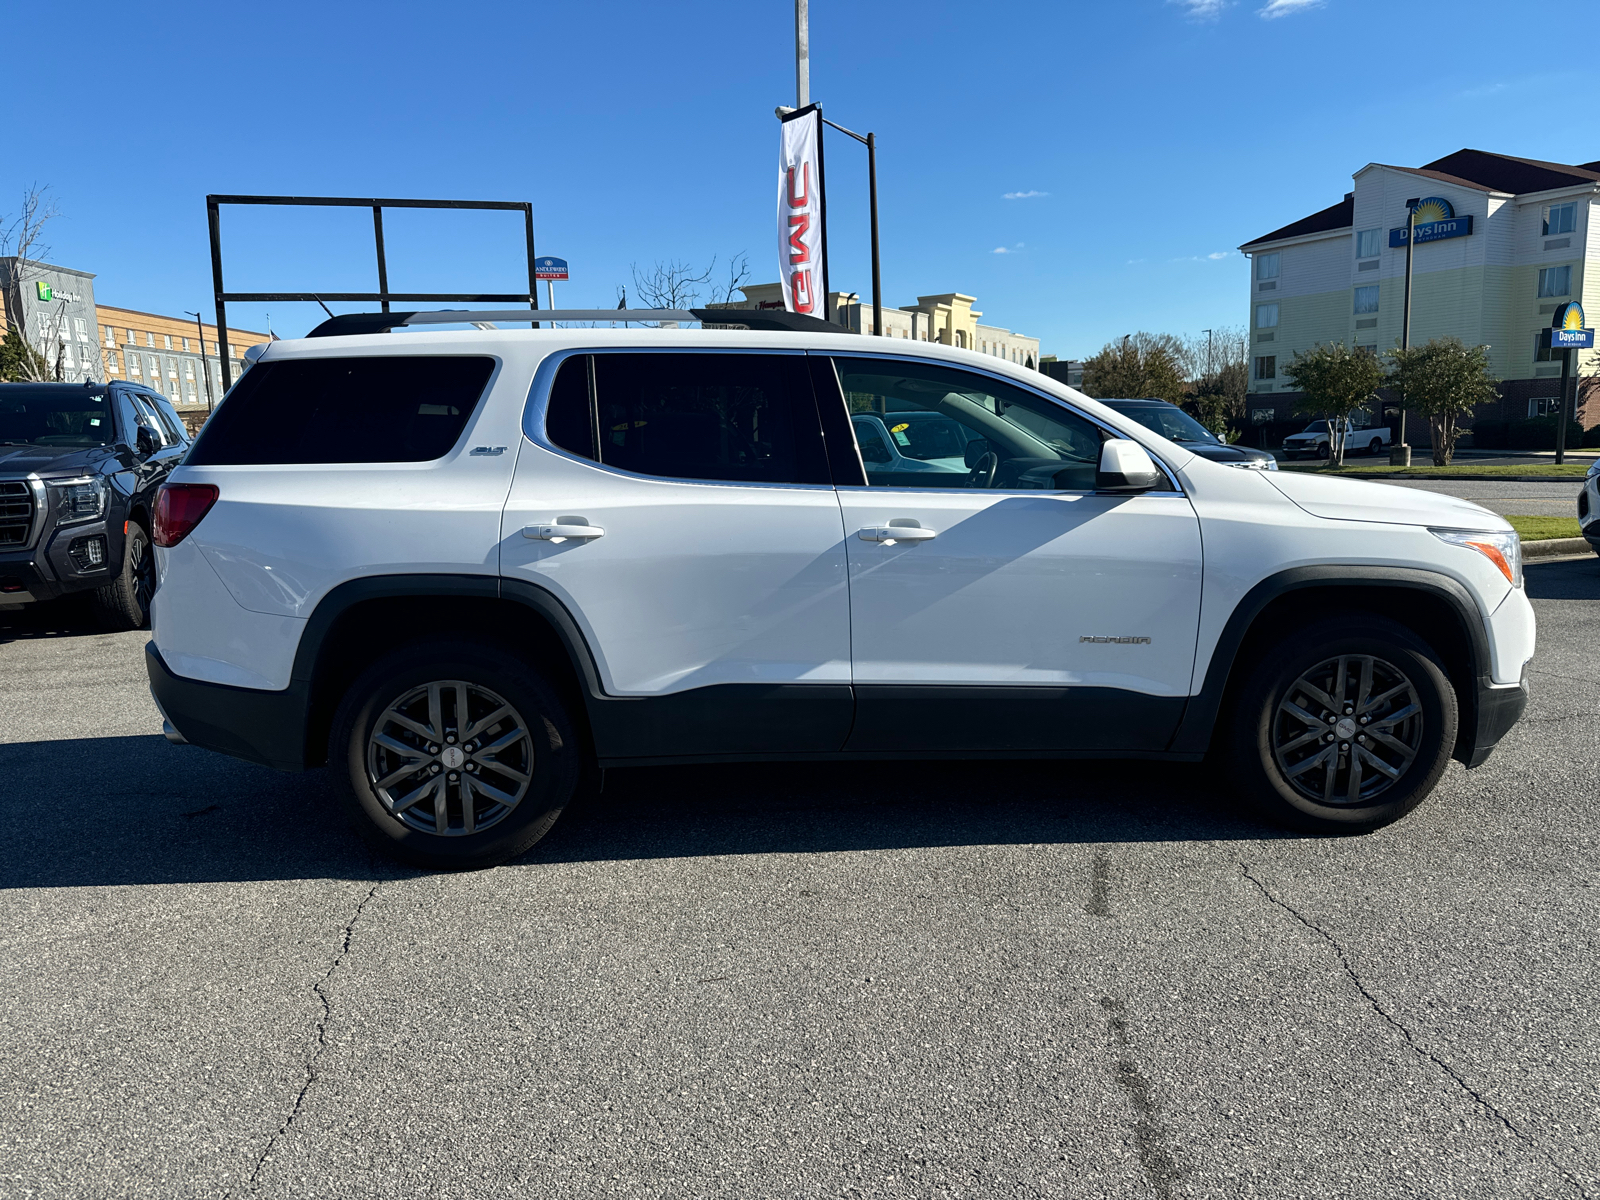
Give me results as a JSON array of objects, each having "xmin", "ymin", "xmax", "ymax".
[{"xmin": 153, "ymin": 483, "xmax": 219, "ymax": 548}]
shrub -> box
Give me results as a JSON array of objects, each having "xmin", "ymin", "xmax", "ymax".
[
  {"xmin": 1469, "ymin": 419, "xmax": 1509, "ymax": 449},
  {"xmin": 1507, "ymin": 416, "xmax": 1584, "ymax": 450},
  {"xmin": 1583, "ymin": 424, "xmax": 1600, "ymax": 448}
]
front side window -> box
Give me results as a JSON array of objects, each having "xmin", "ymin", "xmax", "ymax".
[
  {"xmin": 1256, "ymin": 253, "xmax": 1280, "ymax": 281},
  {"xmin": 188, "ymin": 355, "xmax": 495, "ymax": 466},
  {"xmin": 1256, "ymin": 303, "xmax": 1279, "ymax": 329},
  {"xmin": 1544, "ymin": 203, "xmax": 1576, "ymax": 236},
  {"xmin": 1355, "ymin": 228, "xmax": 1382, "ymax": 259},
  {"xmin": 831, "ymin": 357, "xmax": 1107, "ymax": 491},
  {"xmin": 542, "ymin": 352, "xmax": 830, "ymax": 486},
  {"xmin": 1538, "ymin": 265, "xmax": 1572, "ymax": 298},
  {"xmin": 1255, "ymin": 355, "xmax": 1277, "ymax": 380},
  {"xmin": 1354, "ymin": 285, "xmax": 1380, "ymax": 315}
]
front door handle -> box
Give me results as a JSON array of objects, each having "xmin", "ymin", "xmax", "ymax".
[
  {"xmin": 858, "ymin": 525, "xmax": 937, "ymax": 543},
  {"xmin": 524, "ymin": 523, "xmax": 604, "ymax": 542}
]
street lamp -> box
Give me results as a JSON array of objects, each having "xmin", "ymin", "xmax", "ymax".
[
  {"xmin": 1395, "ymin": 197, "xmax": 1421, "ymax": 465},
  {"xmin": 184, "ymin": 310, "xmax": 215, "ymax": 415},
  {"xmin": 776, "ymin": 104, "xmax": 882, "ymax": 336}
]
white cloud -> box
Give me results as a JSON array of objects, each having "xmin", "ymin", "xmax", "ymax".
[
  {"xmin": 1002, "ymin": 190, "xmax": 1048, "ymax": 200},
  {"xmin": 1170, "ymin": 250, "xmax": 1236, "ymax": 262},
  {"xmin": 992, "ymin": 243, "xmax": 1026, "ymax": 255},
  {"xmin": 1259, "ymin": 0, "xmax": 1322, "ymax": 17},
  {"xmin": 1171, "ymin": 0, "xmax": 1231, "ymax": 18}
]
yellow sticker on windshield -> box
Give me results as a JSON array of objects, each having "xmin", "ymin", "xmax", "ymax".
[{"xmin": 890, "ymin": 423, "xmax": 909, "ymax": 433}]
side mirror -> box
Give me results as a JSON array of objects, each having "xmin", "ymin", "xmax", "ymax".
[
  {"xmin": 136, "ymin": 424, "xmax": 160, "ymax": 457},
  {"xmin": 1096, "ymin": 439, "xmax": 1162, "ymax": 493}
]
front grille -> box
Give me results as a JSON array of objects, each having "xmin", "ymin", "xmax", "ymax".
[{"xmin": 0, "ymin": 480, "xmax": 35, "ymax": 548}]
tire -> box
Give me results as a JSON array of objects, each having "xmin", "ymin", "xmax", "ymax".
[
  {"xmin": 1368, "ymin": 438, "xmax": 1383, "ymax": 456},
  {"xmin": 330, "ymin": 638, "xmax": 581, "ymax": 869},
  {"xmin": 1226, "ymin": 615, "xmax": 1458, "ymax": 834},
  {"xmin": 92, "ymin": 520, "xmax": 154, "ymax": 631}
]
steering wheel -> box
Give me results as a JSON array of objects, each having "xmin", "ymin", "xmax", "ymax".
[{"xmin": 967, "ymin": 451, "xmax": 999, "ymax": 489}]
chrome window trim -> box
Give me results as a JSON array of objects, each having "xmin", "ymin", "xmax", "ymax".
[
  {"xmin": 518, "ymin": 345, "xmax": 838, "ymax": 494},
  {"xmin": 817, "ymin": 348, "xmax": 1186, "ymax": 496}
]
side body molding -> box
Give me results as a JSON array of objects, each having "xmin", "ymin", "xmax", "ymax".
[{"xmin": 1169, "ymin": 565, "xmax": 1490, "ymax": 758}]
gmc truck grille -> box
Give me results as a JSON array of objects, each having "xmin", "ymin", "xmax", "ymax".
[{"xmin": 0, "ymin": 480, "xmax": 34, "ymax": 548}]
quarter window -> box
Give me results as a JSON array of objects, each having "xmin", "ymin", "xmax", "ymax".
[
  {"xmin": 1256, "ymin": 303, "xmax": 1279, "ymax": 329},
  {"xmin": 187, "ymin": 355, "xmax": 496, "ymax": 466},
  {"xmin": 1355, "ymin": 228, "xmax": 1382, "ymax": 259},
  {"xmin": 830, "ymin": 357, "xmax": 1109, "ymax": 491},
  {"xmin": 1354, "ymin": 285, "xmax": 1380, "ymax": 315},
  {"xmin": 1544, "ymin": 203, "xmax": 1576, "ymax": 236},
  {"xmin": 1256, "ymin": 253, "xmax": 1280, "ymax": 281},
  {"xmin": 543, "ymin": 352, "xmax": 830, "ymax": 486},
  {"xmin": 1538, "ymin": 265, "xmax": 1571, "ymax": 298}
]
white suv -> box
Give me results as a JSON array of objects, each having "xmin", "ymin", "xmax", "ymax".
[{"xmin": 145, "ymin": 314, "xmax": 1535, "ymax": 867}]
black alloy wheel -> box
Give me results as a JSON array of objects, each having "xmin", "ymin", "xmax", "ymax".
[{"xmin": 93, "ymin": 520, "xmax": 154, "ymax": 631}]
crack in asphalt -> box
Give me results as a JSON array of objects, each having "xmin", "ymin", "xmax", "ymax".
[
  {"xmin": 1241, "ymin": 866, "xmax": 1590, "ymax": 1199},
  {"xmin": 1099, "ymin": 997, "xmax": 1180, "ymax": 1199},
  {"xmin": 245, "ymin": 881, "xmax": 381, "ymax": 1191}
]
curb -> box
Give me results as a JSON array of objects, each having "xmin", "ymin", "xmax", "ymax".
[{"xmin": 1522, "ymin": 537, "xmax": 1594, "ymax": 560}]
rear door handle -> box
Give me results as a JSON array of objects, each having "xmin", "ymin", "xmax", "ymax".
[
  {"xmin": 523, "ymin": 523, "xmax": 605, "ymax": 541},
  {"xmin": 858, "ymin": 525, "xmax": 937, "ymax": 543}
]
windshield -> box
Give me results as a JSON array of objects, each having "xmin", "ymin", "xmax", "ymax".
[
  {"xmin": 879, "ymin": 413, "xmax": 970, "ymax": 460},
  {"xmin": 1301, "ymin": 421, "xmax": 1332, "ymax": 434},
  {"xmin": 0, "ymin": 387, "xmax": 116, "ymax": 447},
  {"xmin": 1111, "ymin": 403, "xmax": 1218, "ymax": 444}
]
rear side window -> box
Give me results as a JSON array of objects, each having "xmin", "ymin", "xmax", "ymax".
[
  {"xmin": 542, "ymin": 352, "xmax": 830, "ymax": 486},
  {"xmin": 186, "ymin": 355, "xmax": 495, "ymax": 465}
]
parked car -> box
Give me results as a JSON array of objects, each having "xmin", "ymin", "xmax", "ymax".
[
  {"xmin": 1283, "ymin": 418, "xmax": 1392, "ymax": 460},
  {"xmin": 146, "ymin": 316, "xmax": 1534, "ymax": 868},
  {"xmin": 0, "ymin": 381, "xmax": 190, "ymax": 628},
  {"xmin": 1580, "ymin": 458, "xmax": 1600, "ymax": 557},
  {"xmin": 1099, "ymin": 398, "xmax": 1276, "ymax": 470}
]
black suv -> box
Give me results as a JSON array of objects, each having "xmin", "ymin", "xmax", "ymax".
[{"xmin": 0, "ymin": 381, "xmax": 190, "ymax": 629}]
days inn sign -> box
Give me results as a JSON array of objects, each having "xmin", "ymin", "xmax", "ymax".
[
  {"xmin": 1548, "ymin": 301, "xmax": 1594, "ymax": 350},
  {"xmin": 1389, "ymin": 196, "xmax": 1474, "ymax": 247}
]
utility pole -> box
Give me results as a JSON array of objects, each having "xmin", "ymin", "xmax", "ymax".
[
  {"xmin": 1202, "ymin": 328, "xmax": 1214, "ymax": 379},
  {"xmin": 795, "ymin": 0, "xmax": 809, "ymax": 107},
  {"xmin": 185, "ymin": 310, "xmax": 215, "ymax": 415}
]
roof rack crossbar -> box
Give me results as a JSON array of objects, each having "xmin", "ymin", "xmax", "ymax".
[{"xmin": 305, "ymin": 308, "xmax": 850, "ymax": 337}]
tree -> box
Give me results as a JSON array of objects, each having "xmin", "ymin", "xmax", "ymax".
[
  {"xmin": 1081, "ymin": 332, "xmax": 1185, "ymax": 403},
  {"xmin": 1386, "ymin": 337, "xmax": 1499, "ymax": 466},
  {"xmin": 629, "ymin": 252, "xmax": 750, "ymax": 312},
  {"xmin": 1186, "ymin": 326, "xmax": 1249, "ymax": 439},
  {"xmin": 1281, "ymin": 342, "xmax": 1385, "ymax": 465},
  {"xmin": 0, "ymin": 184, "xmax": 65, "ymax": 381}
]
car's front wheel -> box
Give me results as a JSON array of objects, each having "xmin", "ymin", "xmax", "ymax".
[
  {"xmin": 331, "ymin": 639, "xmax": 581, "ymax": 868},
  {"xmin": 1227, "ymin": 615, "xmax": 1458, "ymax": 834},
  {"xmin": 92, "ymin": 520, "xmax": 154, "ymax": 630}
]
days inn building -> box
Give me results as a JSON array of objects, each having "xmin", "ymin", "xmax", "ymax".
[{"xmin": 1238, "ymin": 148, "xmax": 1600, "ymax": 441}]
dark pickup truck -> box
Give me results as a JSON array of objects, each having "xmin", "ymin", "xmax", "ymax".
[{"xmin": 0, "ymin": 381, "xmax": 190, "ymax": 629}]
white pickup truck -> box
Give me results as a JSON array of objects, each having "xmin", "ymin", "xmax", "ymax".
[{"xmin": 1282, "ymin": 419, "xmax": 1392, "ymax": 460}]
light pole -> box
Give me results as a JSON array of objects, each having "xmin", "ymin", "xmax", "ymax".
[
  {"xmin": 777, "ymin": 106, "xmax": 881, "ymax": 335},
  {"xmin": 1395, "ymin": 197, "xmax": 1420, "ymax": 465},
  {"xmin": 184, "ymin": 310, "xmax": 215, "ymax": 415}
]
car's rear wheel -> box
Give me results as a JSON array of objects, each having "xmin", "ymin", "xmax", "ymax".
[
  {"xmin": 1368, "ymin": 438, "xmax": 1383, "ymax": 456},
  {"xmin": 92, "ymin": 520, "xmax": 154, "ymax": 630},
  {"xmin": 331, "ymin": 639, "xmax": 580, "ymax": 868},
  {"xmin": 1227, "ymin": 616, "xmax": 1457, "ymax": 834}
]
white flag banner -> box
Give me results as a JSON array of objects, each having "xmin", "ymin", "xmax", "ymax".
[{"xmin": 777, "ymin": 106, "xmax": 825, "ymax": 315}]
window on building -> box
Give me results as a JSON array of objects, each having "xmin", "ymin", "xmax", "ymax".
[
  {"xmin": 181, "ymin": 337, "xmax": 190, "ymax": 352},
  {"xmin": 62, "ymin": 345, "xmax": 75, "ymax": 368},
  {"xmin": 1354, "ymin": 285, "xmax": 1380, "ymax": 315},
  {"xmin": 146, "ymin": 331, "xmax": 156, "ymax": 347},
  {"xmin": 1529, "ymin": 396, "xmax": 1557, "ymax": 418},
  {"xmin": 1538, "ymin": 266, "xmax": 1572, "ymax": 298},
  {"xmin": 103, "ymin": 325, "xmax": 114, "ymax": 347},
  {"xmin": 1356, "ymin": 228, "xmax": 1382, "ymax": 259},
  {"xmin": 1535, "ymin": 332, "xmax": 1559, "ymax": 363},
  {"xmin": 1543, "ymin": 203, "xmax": 1576, "ymax": 237},
  {"xmin": 129, "ymin": 356, "xmax": 142, "ymax": 376},
  {"xmin": 73, "ymin": 318, "xmax": 87, "ymax": 342},
  {"xmin": 1256, "ymin": 303, "xmax": 1279, "ymax": 328},
  {"xmin": 1254, "ymin": 355, "xmax": 1276, "ymax": 380},
  {"xmin": 1357, "ymin": 344, "xmax": 1377, "ymax": 357},
  {"xmin": 1256, "ymin": 253, "xmax": 1280, "ymax": 281}
]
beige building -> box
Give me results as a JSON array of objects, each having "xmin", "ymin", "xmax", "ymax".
[
  {"xmin": 714, "ymin": 284, "xmax": 1042, "ymax": 369},
  {"xmin": 96, "ymin": 305, "xmax": 270, "ymax": 415}
]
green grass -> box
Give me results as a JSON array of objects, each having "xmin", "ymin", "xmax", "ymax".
[
  {"xmin": 1280, "ymin": 461, "xmax": 1594, "ymax": 479},
  {"xmin": 1506, "ymin": 516, "xmax": 1584, "ymax": 542}
]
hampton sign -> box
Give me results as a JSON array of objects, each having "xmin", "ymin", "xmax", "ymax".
[{"xmin": 1389, "ymin": 196, "xmax": 1474, "ymax": 247}]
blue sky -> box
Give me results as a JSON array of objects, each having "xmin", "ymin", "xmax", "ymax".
[{"xmin": 6, "ymin": 0, "xmax": 1586, "ymax": 356}]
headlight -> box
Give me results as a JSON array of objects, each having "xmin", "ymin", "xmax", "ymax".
[
  {"xmin": 47, "ymin": 476, "xmax": 107, "ymax": 526},
  {"xmin": 1587, "ymin": 459, "xmax": 1600, "ymax": 478},
  {"xmin": 1431, "ymin": 527, "xmax": 1521, "ymax": 589}
]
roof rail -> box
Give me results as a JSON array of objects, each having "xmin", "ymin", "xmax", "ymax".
[{"xmin": 305, "ymin": 308, "xmax": 850, "ymax": 338}]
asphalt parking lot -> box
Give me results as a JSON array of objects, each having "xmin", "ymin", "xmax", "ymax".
[
  {"xmin": 2, "ymin": 555, "xmax": 1597, "ymax": 1200},
  {"xmin": 1375, "ymin": 477, "xmax": 1587, "ymax": 519}
]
